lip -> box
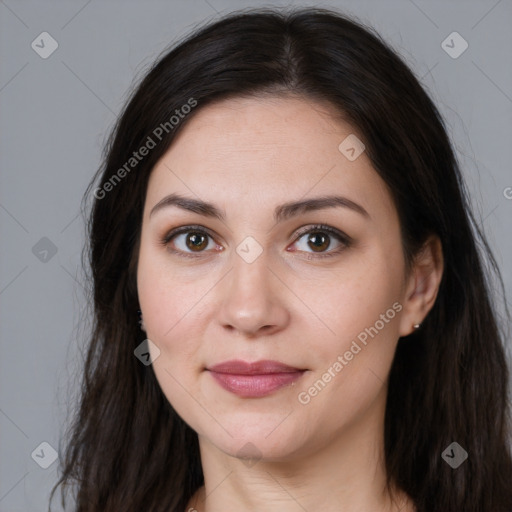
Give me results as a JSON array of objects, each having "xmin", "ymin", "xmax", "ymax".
[
  {"xmin": 206, "ymin": 359, "xmax": 306, "ymax": 398},
  {"xmin": 208, "ymin": 359, "xmax": 303, "ymax": 374}
]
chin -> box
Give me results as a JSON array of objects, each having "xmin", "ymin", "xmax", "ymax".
[{"xmin": 197, "ymin": 416, "xmax": 313, "ymax": 463}]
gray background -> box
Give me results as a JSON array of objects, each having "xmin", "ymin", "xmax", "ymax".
[{"xmin": 1, "ymin": 0, "xmax": 511, "ymax": 510}]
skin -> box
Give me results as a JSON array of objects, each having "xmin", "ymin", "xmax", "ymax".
[{"xmin": 136, "ymin": 95, "xmax": 444, "ymax": 512}]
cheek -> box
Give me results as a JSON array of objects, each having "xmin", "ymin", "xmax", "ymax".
[
  {"xmin": 137, "ymin": 239, "xmax": 205, "ymax": 339},
  {"xmin": 137, "ymin": 248, "xmax": 207, "ymax": 418},
  {"xmin": 296, "ymin": 251, "xmax": 403, "ymax": 406},
  {"xmin": 295, "ymin": 266, "xmax": 401, "ymax": 432},
  {"xmin": 313, "ymin": 257, "xmax": 402, "ymax": 348}
]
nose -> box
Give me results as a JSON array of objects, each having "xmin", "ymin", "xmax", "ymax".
[{"xmin": 216, "ymin": 250, "xmax": 290, "ymax": 338}]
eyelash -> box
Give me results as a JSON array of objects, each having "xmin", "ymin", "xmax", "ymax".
[{"xmin": 159, "ymin": 224, "xmax": 352, "ymax": 260}]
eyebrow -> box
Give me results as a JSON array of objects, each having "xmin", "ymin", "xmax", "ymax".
[{"xmin": 149, "ymin": 192, "xmax": 370, "ymax": 222}]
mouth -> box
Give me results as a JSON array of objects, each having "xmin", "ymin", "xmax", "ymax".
[{"xmin": 206, "ymin": 359, "xmax": 307, "ymax": 398}]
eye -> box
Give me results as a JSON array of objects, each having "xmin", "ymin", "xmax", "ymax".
[
  {"xmin": 289, "ymin": 224, "xmax": 352, "ymax": 259},
  {"xmin": 160, "ymin": 224, "xmax": 352, "ymax": 260},
  {"xmin": 160, "ymin": 225, "xmax": 220, "ymax": 259}
]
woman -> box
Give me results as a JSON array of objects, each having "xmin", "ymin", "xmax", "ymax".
[{"xmin": 50, "ymin": 7, "xmax": 512, "ymax": 512}]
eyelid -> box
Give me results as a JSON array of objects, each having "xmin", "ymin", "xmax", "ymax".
[
  {"xmin": 293, "ymin": 224, "xmax": 353, "ymax": 244},
  {"xmin": 160, "ymin": 223, "xmax": 352, "ymax": 259},
  {"xmin": 161, "ymin": 224, "xmax": 218, "ymax": 245}
]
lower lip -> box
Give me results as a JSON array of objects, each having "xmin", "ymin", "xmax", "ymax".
[{"xmin": 208, "ymin": 371, "xmax": 304, "ymax": 397}]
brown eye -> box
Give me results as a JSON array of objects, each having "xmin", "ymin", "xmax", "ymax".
[
  {"xmin": 185, "ymin": 232, "xmax": 209, "ymax": 252},
  {"xmin": 291, "ymin": 224, "xmax": 352, "ymax": 259},
  {"xmin": 161, "ymin": 226, "xmax": 217, "ymax": 258},
  {"xmin": 306, "ymin": 232, "xmax": 330, "ymax": 252}
]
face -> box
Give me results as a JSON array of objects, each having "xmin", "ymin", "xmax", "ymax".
[{"xmin": 137, "ymin": 95, "xmax": 413, "ymax": 462}]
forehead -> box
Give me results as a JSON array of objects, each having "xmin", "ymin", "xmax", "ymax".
[
  {"xmin": 161, "ymin": 95, "xmax": 352, "ymax": 163},
  {"xmin": 145, "ymin": 95, "xmax": 397, "ymax": 224}
]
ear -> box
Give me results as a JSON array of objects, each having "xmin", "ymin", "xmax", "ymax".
[{"xmin": 398, "ymin": 234, "xmax": 444, "ymax": 337}]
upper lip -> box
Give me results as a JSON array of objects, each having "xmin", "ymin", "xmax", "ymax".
[{"xmin": 207, "ymin": 359, "xmax": 304, "ymax": 374}]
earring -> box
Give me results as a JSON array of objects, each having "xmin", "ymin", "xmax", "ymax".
[
  {"xmin": 413, "ymin": 323, "xmax": 421, "ymax": 330},
  {"xmin": 137, "ymin": 309, "xmax": 146, "ymax": 332}
]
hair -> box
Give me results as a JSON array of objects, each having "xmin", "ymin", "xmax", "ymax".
[{"xmin": 49, "ymin": 6, "xmax": 512, "ymax": 512}]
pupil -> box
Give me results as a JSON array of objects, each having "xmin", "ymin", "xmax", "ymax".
[
  {"xmin": 309, "ymin": 232, "xmax": 328, "ymax": 252},
  {"xmin": 188, "ymin": 233, "xmax": 207, "ymax": 251}
]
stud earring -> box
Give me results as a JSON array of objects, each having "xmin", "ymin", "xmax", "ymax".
[
  {"xmin": 137, "ymin": 309, "xmax": 146, "ymax": 331},
  {"xmin": 413, "ymin": 323, "xmax": 421, "ymax": 330}
]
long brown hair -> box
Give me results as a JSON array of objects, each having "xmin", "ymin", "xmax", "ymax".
[{"xmin": 50, "ymin": 7, "xmax": 512, "ymax": 511}]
